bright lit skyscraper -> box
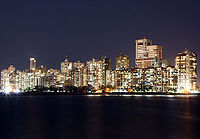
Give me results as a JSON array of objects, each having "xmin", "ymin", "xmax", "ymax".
[
  {"xmin": 73, "ymin": 61, "xmax": 85, "ymax": 87},
  {"xmin": 175, "ymin": 49, "xmax": 197, "ymax": 92},
  {"xmin": 61, "ymin": 56, "xmax": 72, "ymax": 73},
  {"xmin": 60, "ymin": 57, "xmax": 73, "ymax": 86},
  {"xmin": 1, "ymin": 65, "xmax": 21, "ymax": 93},
  {"xmin": 135, "ymin": 37, "xmax": 163, "ymax": 68},
  {"xmin": 30, "ymin": 57, "xmax": 36, "ymax": 71},
  {"xmin": 86, "ymin": 58, "xmax": 103, "ymax": 89}
]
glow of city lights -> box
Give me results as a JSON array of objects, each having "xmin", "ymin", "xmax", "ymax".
[
  {"xmin": 15, "ymin": 89, "xmax": 20, "ymax": 94},
  {"xmin": 0, "ymin": 43, "xmax": 198, "ymax": 95},
  {"xmin": 185, "ymin": 82, "xmax": 190, "ymax": 92},
  {"xmin": 5, "ymin": 86, "xmax": 11, "ymax": 95},
  {"xmin": 190, "ymin": 90, "xmax": 199, "ymax": 93}
]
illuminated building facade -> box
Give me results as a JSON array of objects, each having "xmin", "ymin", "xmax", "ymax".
[
  {"xmin": 61, "ymin": 57, "xmax": 73, "ymax": 86},
  {"xmin": 116, "ymin": 53, "xmax": 130, "ymax": 70},
  {"xmin": 114, "ymin": 69, "xmax": 133, "ymax": 91},
  {"xmin": 132, "ymin": 68, "xmax": 144, "ymax": 91},
  {"xmin": 175, "ymin": 49, "xmax": 197, "ymax": 92},
  {"xmin": 131, "ymin": 67, "xmax": 178, "ymax": 92},
  {"xmin": 86, "ymin": 58, "xmax": 103, "ymax": 89},
  {"xmin": 30, "ymin": 57, "xmax": 36, "ymax": 71},
  {"xmin": 82, "ymin": 66, "xmax": 88, "ymax": 87},
  {"xmin": 135, "ymin": 38, "xmax": 163, "ymax": 68},
  {"xmin": 1, "ymin": 69, "xmax": 10, "ymax": 93},
  {"xmin": 1, "ymin": 65, "xmax": 22, "ymax": 93},
  {"xmin": 105, "ymin": 69, "xmax": 115, "ymax": 88},
  {"xmin": 153, "ymin": 67, "xmax": 167, "ymax": 92},
  {"xmin": 165, "ymin": 66, "xmax": 178, "ymax": 92},
  {"xmin": 34, "ymin": 65, "xmax": 47, "ymax": 87},
  {"xmin": 72, "ymin": 61, "xmax": 85, "ymax": 87},
  {"xmin": 21, "ymin": 71, "xmax": 35, "ymax": 91},
  {"xmin": 61, "ymin": 57, "xmax": 72, "ymax": 73}
]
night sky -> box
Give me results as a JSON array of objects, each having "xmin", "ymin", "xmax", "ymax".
[{"xmin": 0, "ymin": 0, "xmax": 200, "ymax": 82}]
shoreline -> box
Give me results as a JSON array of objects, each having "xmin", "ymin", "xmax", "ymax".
[{"xmin": 0, "ymin": 92, "xmax": 199, "ymax": 96}]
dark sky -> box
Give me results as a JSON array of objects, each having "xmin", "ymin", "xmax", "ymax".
[{"xmin": 0, "ymin": 0, "xmax": 200, "ymax": 82}]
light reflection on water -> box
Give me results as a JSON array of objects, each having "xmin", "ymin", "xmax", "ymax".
[{"xmin": 0, "ymin": 96, "xmax": 200, "ymax": 138}]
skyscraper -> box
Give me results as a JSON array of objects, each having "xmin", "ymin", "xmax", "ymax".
[
  {"xmin": 175, "ymin": 49, "xmax": 197, "ymax": 92},
  {"xmin": 101, "ymin": 56, "xmax": 112, "ymax": 86},
  {"xmin": 61, "ymin": 57, "xmax": 73, "ymax": 85},
  {"xmin": 135, "ymin": 37, "xmax": 163, "ymax": 68},
  {"xmin": 116, "ymin": 53, "xmax": 130, "ymax": 70},
  {"xmin": 87, "ymin": 58, "xmax": 103, "ymax": 89},
  {"xmin": 73, "ymin": 61, "xmax": 85, "ymax": 87},
  {"xmin": 61, "ymin": 57, "xmax": 72, "ymax": 73},
  {"xmin": 101, "ymin": 56, "xmax": 112, "ymax": 71},
  {"xmin": 30, "ymin": 57, "xmax": 36, "ymax": 71},
  {"xmin": 1, "ymin": 65, "xmax": 21, "ymax": 93},
  {"xmin": 1, "ymin": 69, "xmax": 10, "ymax": 93}
]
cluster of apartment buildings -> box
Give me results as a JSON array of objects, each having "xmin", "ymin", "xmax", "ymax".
[{"xmin": 0, "ymin": 38, "xmax": 198, "ymax": 93}]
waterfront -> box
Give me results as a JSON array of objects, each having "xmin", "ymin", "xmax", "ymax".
[{"xmin": 1, "ymin": 95, "xmax": 200, "ymax": 138}]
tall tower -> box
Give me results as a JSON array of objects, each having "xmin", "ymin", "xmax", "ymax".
[
  {"xmin": 175, "ymin": 49, "xmax": 197, "ymax": 92},
  {"xmin": 30, "ymin": 57, "xmax": 36, "ymax": 71},
  {"xmin": 73, "ymin": 61, "xmax": 85, "ymax": 87},
  {"xmin": 136, "ymin": 37, "xmax": 152, "ymax": 59},
  {"xmin": 86, "ymin": 58, "xmax": 103, "ymax": 89},
  {"xmin": 61, "ymin": 56, "xmax": 73, "ymax": 85},
  {"xmin": 101, "ymin": 56, "xmax": 112, "ymax": 86},
  {"xmin": 135, "ymin": 37, "xmax": 163, "ymax": 68}
]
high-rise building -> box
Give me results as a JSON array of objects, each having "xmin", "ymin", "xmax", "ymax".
[
  {"xmin": 73, "ymin": 61, "xmax": 85, "ymax": 87},
  {"xmin": 34, "ymin": 65, "xmax": 47, "ymax": 87},
  {"xmin": 1, "ymin": 69, "xmax": 10, "ymax": 93},
  {"xmin": 82, "ymin": 66, "xmax": 88, "ymax": 87},
  {"xmin": 1, "ymin": 65, "xmax": 22, "ymax": 93},
  {"xmin": 135, "ymin": 38, "xmax": 163, "ymax": 68},
  {"xmin": 21, "ymin": 71, "xmax": 35, "ymax": 91},
  {"xmin": 61, "ymin": 57, "xmax": 73, "ymax": 85},
  {"xmin": 175, "ymin": 49, "xmax": 197, "ymax": 92},
  {"xmin": 61, "ymin": 57, "xmax": 72, "ymax": 73},
  {"xmin": 136, "ymin": 38, "xmax": 152, "ymax": 59},
  {"xmin": 101, "ymin": 56, "xmax": 112, "ymax": 86},
  {"xmin": 30, "ymin": 57, "xmax": 36, "ymax": 71},
  {"xmin": 116, "ymin": 53, "xmax": 130, "ymax": 70},
  {"xmin": 105, "ymin": 69, "xmax": 115, "ymax": 88},
  {"xmin": 87, "ymin": 58, "xmax": 103, "ymax": 89},
  {"xmin": 165, "ymin": 66, "xmax": 178, "ymax": 92},
  {"xmin": 101, "ymin": 56, "xmax": 112, "ymax": 71},
  {"xmin": 114, "ymin": 69, "xmax": 133, "ymax": 91}
]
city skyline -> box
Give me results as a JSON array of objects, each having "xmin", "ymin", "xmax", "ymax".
[
  {"xmin": 3, "ymin": 40, "xmax": 200, "ymax": 85},
  {"xmin": 1, "ymin": 37, "xmax": 198, "ymax": 93},
  {"xmin": 0, "ymin": 0, "xmax": 200, "ymax": 80}
]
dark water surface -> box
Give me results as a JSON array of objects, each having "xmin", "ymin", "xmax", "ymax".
[{"xmin": 0, "ymin": 95, "xmax": 200, "ymax": 139}]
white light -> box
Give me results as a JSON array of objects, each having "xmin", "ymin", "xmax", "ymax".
[
  {"xmin": 15, "ymin": 89, "xmax": 20, "ymax": 93},
  {"xmin": 190, "ymin": 90, "xmax": 199, "ymax": 93},
  {"xmin": 5, "ymin": 86, "xmax": 11, "ymax": 94}
]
